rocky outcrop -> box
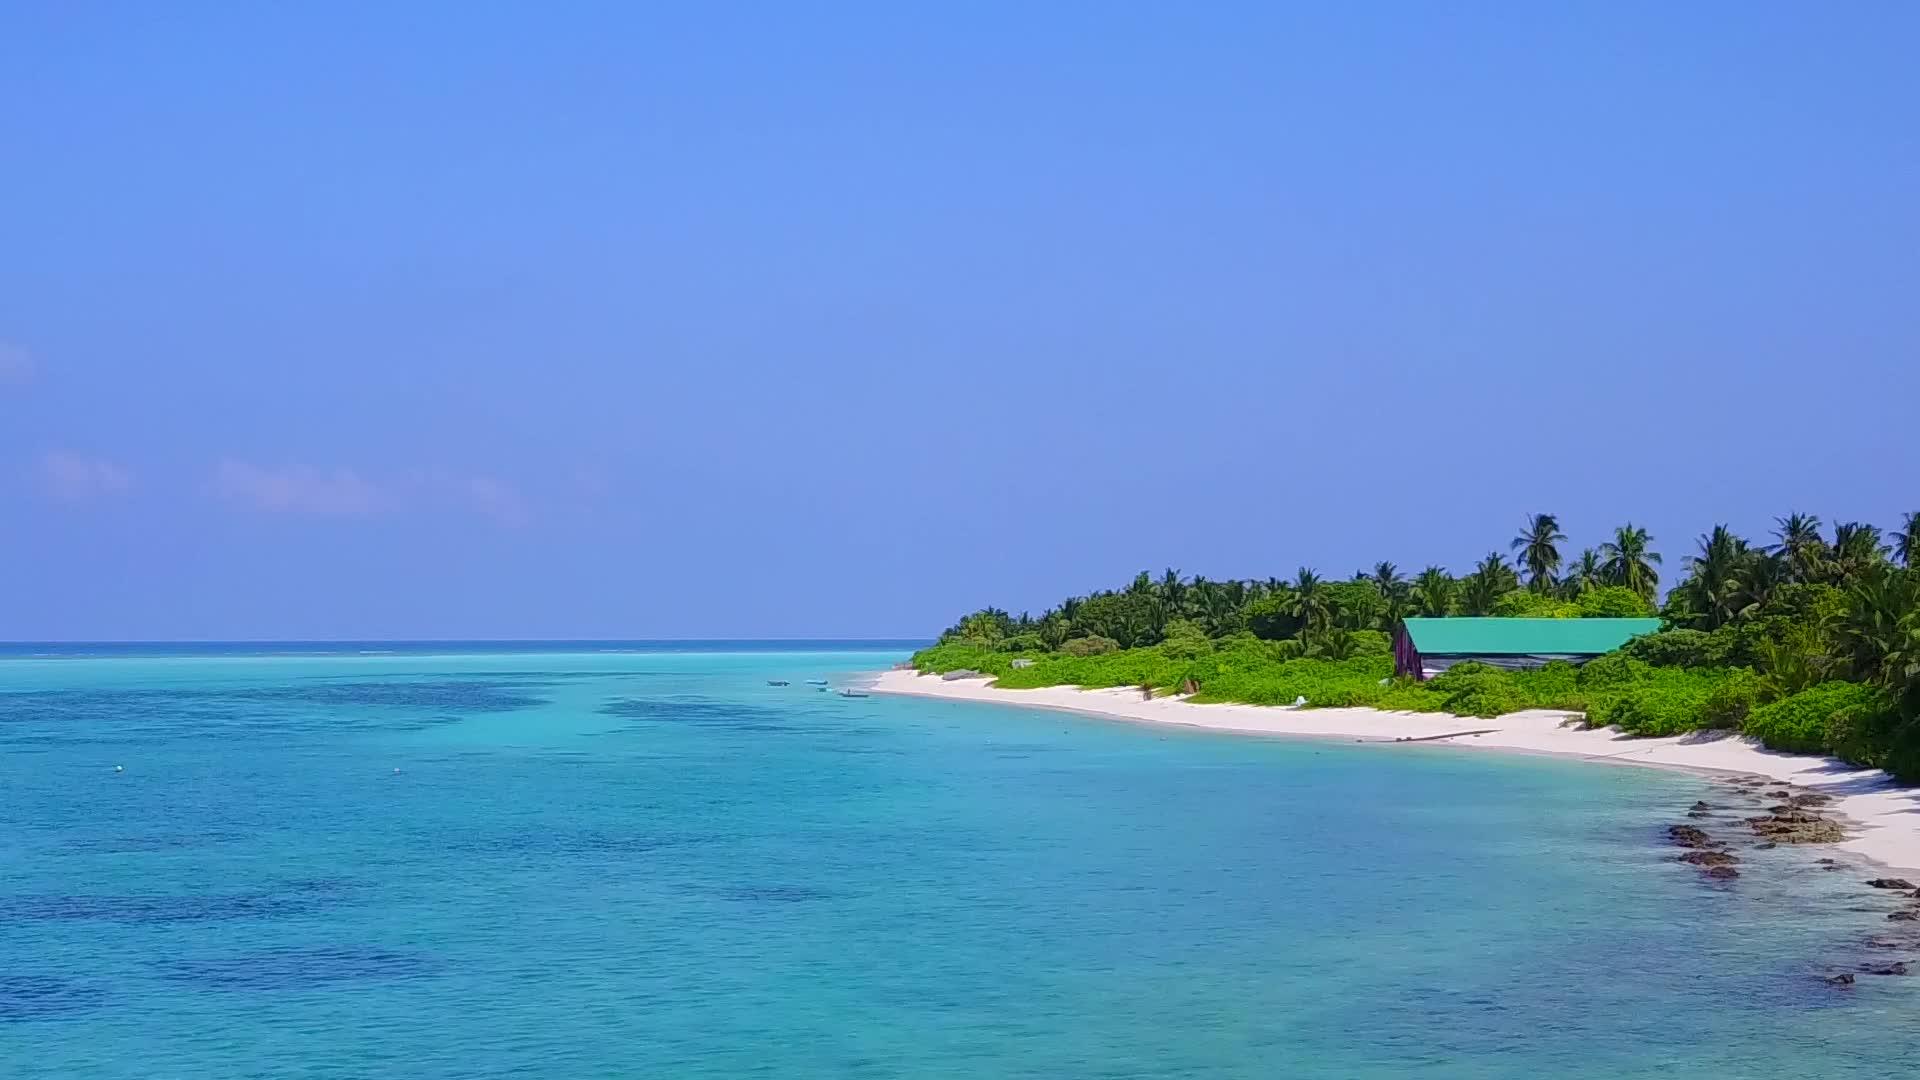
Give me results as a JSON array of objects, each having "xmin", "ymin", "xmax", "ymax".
[
  {"xmin": 1866, "ymin": 879, "xmax": 1916, "ymax": 890},
  {"xmin": 1861, "ymin": 961, "xmax": 1911, "ymax": 976},
  {"xmin": 1668, "ymin": 824, "xmax": 1715, "ymax": 848},
  {"xmin": 1825, "ymin": 972, "xmax": 1856, "ymax": 987},
  {"xmin": 1746, "ymin": 808, "xmax": 1845, "ymax": 844},
  {"xmin": 1701, "ymin": 865, "xmax": 1740, "ymax": 880},
  {"xmin": 1679, "ymin": 850, "xmax": 1739, "ymax": 867}
]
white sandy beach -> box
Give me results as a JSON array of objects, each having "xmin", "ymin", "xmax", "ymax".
[{"xmin": 871, "ymin": 668, "xmax": 1920, "ymax": 874}]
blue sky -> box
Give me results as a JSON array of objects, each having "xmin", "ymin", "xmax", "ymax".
[{"xmin": 3, "ymin": 3, "xmax": 1916, "ymax": 640}]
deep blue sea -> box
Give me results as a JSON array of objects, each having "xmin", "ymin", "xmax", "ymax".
[{"xmin": 2, "ymin": 644, "xmax": 1914, "ymax": 1078}]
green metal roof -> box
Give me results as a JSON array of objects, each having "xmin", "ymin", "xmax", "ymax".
[{"xmin": 1401, "ymin": 617, "xmax": 1662, "ymax": 656}]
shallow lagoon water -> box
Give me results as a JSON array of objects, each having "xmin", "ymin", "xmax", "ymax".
[{"xmin": 1, "ymin": 645, "xmax": 1913, "ymax": 1078}]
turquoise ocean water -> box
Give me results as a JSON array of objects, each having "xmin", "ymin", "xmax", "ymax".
[{"xmin": 1, "ymin": 643, "xmax": 1913, "ymax": 1078}]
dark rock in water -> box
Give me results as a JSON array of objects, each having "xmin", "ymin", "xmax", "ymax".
[
  {"xmin": 1679, "ymin": 850, "xmax": 1740, "ymax": 867},
  {"xmin": 1767, "ymin": 789, "xmax": 1793, "ymax": 799},
  {"xmin": 1748, "ymin": 812, "xmax": 1845, "ymax": 844},
  {"xmin": 1687, "ymin": 810, "xmax": 1713, "ymax": 819},
  {"xmin": 1860, "ymin": 961, "xmax": 1911, "ymax": 976},
  {"xmin": 1755, "ymin": 842, "xmax": 1777, "ymax": 850},
  {"xmin": 1753, "ymin": 808, "xmax": 1825, "ymax": 824},
  {"xmin": 1888, "ymin": 909, "xmax": 1920, "ymax": 921},
  {"xmin": 1825, "ymin": 972, "xmax": 1856, "ymax": 987},
  {"xmin": 1668, "ymin": 824, "xmax": 1714, "ymax": 848},
  {"xmin": 1866, "ymin": 879, "xmax": 1916, "ymax": 890},
  {"xmin": 1690, "ymin": 801, "xmax": 1713, "ymax": 812},
  {"xmin": 1790, "ymin": 792, "xmax": 1834, "ymax": 807},
  {"xmin": 1702, "ymin": 865, "xmax": 1740, "ymax": 880},
  {"xmin": 1817, "ymin": 858, "xmax": 1839, "ymax": 864}
]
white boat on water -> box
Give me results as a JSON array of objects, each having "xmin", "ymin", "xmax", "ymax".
[
  {"xmin": 805, "ymin": 679, "xmax": 829, "ymax": 685},
  {"xmin": 839, "ymin": 689, "xmax": 870, "ymax": 698}
]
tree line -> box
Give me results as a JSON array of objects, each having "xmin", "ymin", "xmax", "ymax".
[{"xmin": 928, "ymin": 511, "xmax": 1920, "ymax": 775}]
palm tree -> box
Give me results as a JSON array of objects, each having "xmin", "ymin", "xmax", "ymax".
[
  {"xmin": 1511, "ymin": 513, "xmax": 1567, "ymax": 594},
  {"xmin": 1734, "ymin": 549, "xmax": 1790, "ymax": 621},
  {"xmin": 1899, "ymin": 512, "xmax": 1920, "ymax": 570},
  {"xmin": 1830, "ymin": 522, "xmax": 1890, "ymax": 584},
  {"xmin": 1157, "ymin": 568, "xmax": 1187, "ymax": 612},
  {"xmin": 1600, "ymin": 524, "xmax": 1662, "ymax": 601},
  {"xmin": 1460, "ymin": 552, "xmax": 1518, "ymax": 616},
  {"xmin": 1682, "ymin": 525, "xmax": 1748, "ymax": 629},
  {"xmin": 1772, "ymin": 513, "xmax": 1826, "ymax": 583},
  {"xmin": 1561, "ymin": 548, "xmax": 1605, "ymax": 598},
  {"xmin": 1127, "ymin": 571, "xmax": 1156, "ymax": 597},
  {"xmin": 1369, "ymin": 561, "xmax": 1404, "ymax": 594},
  {"xmin": 1287, "ymin": 568, "xmax": 1330, "ymax": 632},
  {"xmin": 1836, "ymin": 565, "xmax": 1920, "ymax": 707},
  {"xmin": 1411, "ymin": 566, "xmax": 1456, "ymax": 618}
]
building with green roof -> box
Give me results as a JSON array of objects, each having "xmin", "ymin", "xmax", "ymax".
[{"xmin": 1393, "ymin": 617, "xmax": 1663, "ymax": 680}]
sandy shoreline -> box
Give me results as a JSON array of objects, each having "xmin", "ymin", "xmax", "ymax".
[{"xmin": 871, "ymin": 668, "xmax": 1920, "ymax": 874}]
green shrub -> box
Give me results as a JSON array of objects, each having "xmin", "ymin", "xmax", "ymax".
[
  {"xmin": 1699, "ymin": 667, "xmax": 1763, "ymax": 729},
  {"xmin": 1158, "ymin": 620, "xmax": 1213, "ymax": 660},
  {"xmin": 1442, "ymin": 678, "xmax": 1530, "ymax": 718},
  {"xmin": 1324, "ymin": 581, "xmax": 1384, "ymax": 630},
  {"xmin": 1577, "ymin": 586, "xmax": 1656, "ymax": 618},
  {"xmin": 1423, "ymin": 662, "xmax": 1529, "ymax": 718},
  {"xmin": 1576, "ymin": 652, "xmax": 1651, "ymax": 688},
  {"xmin": 1242, "ymin": 596, "xmax": 1301, "ymax": 641},
  {"xmin": 1059, "ymin": 635, "xmax": 1120, "ymax": 657},
  {"xmin": 909, "ymin": 642, "xmax": 1015, "ymax": 676},
  {"xmin": 1510, "ymin": 660, "xmax": 1583, "ymax": 708},
  {"xmin": 1750, "ymin": 681, "xmax": 1883, "ymax": 756},
  {"xmin": 1494, "ymin": 592, "xmax": 1580, "ymax": 618},
  {"xmin": 1348, "ymin": 629, "xmax": 1392, "ymax": 656},
  {"xmin": 1624, "ymin": 629, "xmax": 1732, "ymax": 668},
  {"xmin": 1001, "ymin": 633, "xmax": 1046, "ymax": 654},
  {"xmin": 1592, "ymin": 684, "xmax": 1711, "ymax": 736}
]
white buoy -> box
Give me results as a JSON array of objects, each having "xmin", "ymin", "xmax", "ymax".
[
  {"xmin": 113, "ymin": 765, "xmax": 124, "ymax": 773},
  {"xmin": 393, "ymin": 767, "xmax": 402, "ymax": 775}
]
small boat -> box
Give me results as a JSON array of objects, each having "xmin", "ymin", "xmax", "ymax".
[
  {"xmin": 839, "ymin": 689, "xmax": 870, "ymax": 698},
  {"xmin": 817, "ymin": 685, "xmax": 831, "ymax": 692},
  {"xmin": 766, "ymin": 679, "xmax": 790, "ymax": 686},
  {"xmin": 805, "ymin": 679, "xmax": 829, "ymax": 686}
]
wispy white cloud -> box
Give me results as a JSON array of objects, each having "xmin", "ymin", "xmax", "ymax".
[
  {"xmin": 456, "ymin": 473, "xmax": 529, "ymax": 526},
  {"xmin": 213, "ymin": 460, "xmax": 528, "ymax": 524},
  {"xmin": 213, "ymin": 460, "xmax": 385, "ymax": 516},
  {"xmin": 39, "ymin": 451, "xmax": 133, "ymax": 502},
  {"xmin": 0, "ymin": 343, "xmax": 33, "ymax": 386}
]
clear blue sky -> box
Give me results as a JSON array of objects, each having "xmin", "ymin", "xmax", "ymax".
[{"xmin": 3, "ymin": 3, "xmax": 1916, "ymax": 640}]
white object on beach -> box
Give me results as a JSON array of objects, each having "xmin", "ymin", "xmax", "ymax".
[{"xmin": 1292, "ymin": 696, "xmax": 1307, "ymax": 707}]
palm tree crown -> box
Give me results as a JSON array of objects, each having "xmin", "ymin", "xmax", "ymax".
[
  {"xmin": 1411, "ymin": 566, "xmax": 1456, "ymax": 617},
  {"xmin": 1511, "ymin": 513, "xmax": 1567, "ymax": 594},
  {"xmin": 1600, "ymin": 524, "xmax": 1662, "ymax": 600},
  {"xmin": 1772, "ymin": 513, "xmax": 1825, "ymax": 582}
]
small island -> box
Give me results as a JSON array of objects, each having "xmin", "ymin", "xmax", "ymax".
[{"xmin": 889, "ymin": 514, "xmax": 1920, "ymax": 852}]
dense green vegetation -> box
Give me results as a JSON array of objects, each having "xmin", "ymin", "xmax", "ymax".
[{"xmin": 915, "ymin": 512, "xmax": 1920, "ymax": 779}]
